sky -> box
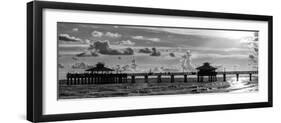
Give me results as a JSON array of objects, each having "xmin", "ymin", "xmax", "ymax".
[{"xmin": 57, "ymin": 22, "xmax": 258, "ymax": 72}]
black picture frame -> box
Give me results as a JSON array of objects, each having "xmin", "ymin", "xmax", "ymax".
[{"xmin": 27, "ymin": 1, "xmax": 273, "ymax": 122}]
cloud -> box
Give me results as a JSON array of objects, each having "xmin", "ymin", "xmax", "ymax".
[
  {"xmin": 123, "ymin": 48, "xmax": 134, "ymax": 55},
  {"xmin": 138, "ymin": 47, "xmax": 161, "ymax": 56},
  {"xmin": 91, "ymin": 31, "xmax": 121, "ymax": 38},
  {"xmin": 169, "ymin": 52, "xmax": 176, "ymax": 57},
  {"xmin": 188, "ymin": 47, "xmax": 250, "ymax": 55},
  {"xmin": 76, "ymin": 51, "xmax": 99, "ymax": 57},
  {"xmin": 79, "ymin": 24, "xmax": 100, "ymax": 29},
  {"xmin": 239, "ymin": 36, "xmax": 258, "ymax": 44},
  {"xmin": 132, "ymin": 36, "xmax": 160, "ymax": 42},
  {"xmin": 133, "ymin": 27, "xmax": 255, "ymax": 40},
  {"xmin": 71, "ymin": 62, "xmax": 93, "ymax": 69},
  {"xmin": 84, "ymin": 39, "xmax": 92, "ymax": 44},
  {"xmin": 58, "ymin": 63, "xmax": 64, "ymax": 68},
  {"xmin": 58, "ymin": 34, "xmax": 82, "ymax": 42},
  {"xmin": 105, "ymin": 32, "xmax": 122, "ymax": 38},
  {"xmin": 193, "ymin": 53, "xmax": 248, "ymax": 59},
  {"xmin": 149, "ymin": 38, "xmax": 160, "ymax": 42},
  {"xmin": 118, "ymin": 40, "xmax": 135, "ymax": 46},
  {"xmin": 72, "ymin": 28, "xmax": 79, "ymax": 32},
  {"xmin": 93, "ymin": 40, "xmax": 134, "ymax": 55},
  {"xmin": 150, "ymin": 47, "xmax": 161, "ymax": 56},
  {"xmin": 160, "ymin": 66, "xmax": 180, "ymax": 72},
  {"xmin": 91, "ymin": 31, "xmax": 103, "ymax": 37},
  {"xmin": 139, "ymin": 48, "xmax": 152, "ymax": 54}
]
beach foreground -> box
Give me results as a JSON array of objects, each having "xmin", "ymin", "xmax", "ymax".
[{"xmin": 58, "ymin": 76, "xmax": 258, "ymax": 99}]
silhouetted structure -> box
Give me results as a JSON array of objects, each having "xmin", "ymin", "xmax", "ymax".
[
  {"xmin": 196, "ymin": 62, "xmax": 217, "ymax": 82},
  {"xmin": 66, "ymin": 63, "xmax": 127, "ymax": 85}
]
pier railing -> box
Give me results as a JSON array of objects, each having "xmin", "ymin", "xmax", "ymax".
[
  {"xmin": 66, "ymin": 73, "xmax": 128, "ymax": 85},
  {"xmin": 127, "ymin": 71, "xmax": 258, "ymax": 76}
]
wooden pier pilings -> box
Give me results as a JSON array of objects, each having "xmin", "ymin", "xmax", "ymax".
[
  {"xmin": 170, "ymin": 75, "xmax": 175, "ymax": 83},
  {"xmin": 144, "ymin": 75, "xmax": 148, "ymax": 83},
  {"xmin": 249, "ymin": 73, "xmax": 252, "ymax": 81},
  {"xmin": 131, "ymin": 75, "xmax": 135, "ymax": 83},
  {"xmin": 157, "ymin": 75, "xmax": 162, "ymax": 83},
  {"xmin": 221, "ymin": 73, "xmax": 254, "ymax": 82},
  {"xmin": 184, "ymin": 75, "xmax": 187, "ymax": 83}
]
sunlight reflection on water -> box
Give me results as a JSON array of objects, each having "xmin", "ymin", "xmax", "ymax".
[{"xmin": 226, "ymin": 77, "xmax": 258, "ymax": 93}]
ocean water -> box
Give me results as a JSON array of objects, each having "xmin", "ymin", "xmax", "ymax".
[{"xmin": 225, "ymin": 76, "xmax": 258, "ymax": 93}]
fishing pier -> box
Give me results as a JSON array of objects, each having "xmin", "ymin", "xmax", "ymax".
[{"xmin": 65, "ymin": 62, "xmax": 258, "ymax": 85}]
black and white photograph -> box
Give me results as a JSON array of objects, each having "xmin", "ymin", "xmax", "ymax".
[
  {"xmin": 57, "ymin": 22, "xmax": 259, "ymax": 99},
  {"xmin": 24, "ymin": 1, "xmax": 273, "ymax": 122}
]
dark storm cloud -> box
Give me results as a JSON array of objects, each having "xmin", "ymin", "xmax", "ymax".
[{"xmin": 58, "ymin": 34, "xmax": 82, "ymax": 42}]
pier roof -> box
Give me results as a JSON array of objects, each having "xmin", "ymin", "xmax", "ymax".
[
  {"xmin": 196, "ymin": 62, "xmax": 217, "ymax": 70},
  {"xmin": 86, "ymin": 63, "xmax": 114, "ymax": 72}
]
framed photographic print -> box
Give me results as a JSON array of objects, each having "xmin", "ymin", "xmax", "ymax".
[{"xmin": 27, "ymin": 1, "xmax": 273, "ymax": 122}]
